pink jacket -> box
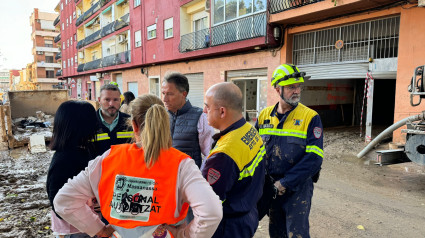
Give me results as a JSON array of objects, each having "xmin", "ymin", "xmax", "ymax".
[{"xmin": 54, "ymin": 148, "xmax": 223, "ymax": 237}]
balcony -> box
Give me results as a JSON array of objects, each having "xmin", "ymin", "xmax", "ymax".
[
  {"xmin": 78, "ymin": 51, "xmax": 131, "ymax": 71},
  {"xmin": 211, "ymin": 12, "xmax": 266, "ymax": 47},
  {"xmin": 100, "ymin": 0, "xmax": 112, "ymax": 7},
  {"xmin": 179, "ymin": 28, "xmax": 210, "ymax": 53},
  {"xmin": 53, "ymin": 16, "xmax": 60, "ymax": 26},
  {"xmin": 115, "ymin": 51, "xmax": 131, "ymax": 65},
  {"xmin": 83, "ymin": 58, "xmax": 102, "ymax": 71},
  {"xmin": 56, "ymin": 69, "xmax": 62, "ymax": 77},
  {"xmin": 269, "ymin": 0, "xmax": 325, "ymax": 14},
  {"xmin": 75, "ymin": 0, "xmax": 81, "ymax": 3},
  {"xmin": 55, "ymin": 52, "xmax": 62, "ymax": 60},
  {"xmin": 83, "ymin": 30, "xmax": 101, "ymax": 46},
  {"xmin": 114, "ymin": 13, "xmax": 130, "ymax": 31},
  {"xmin": 77, "ymin": 39, "xmax": 86, "ymax": 49},
  {"xmin": 54, "ymin": 33, "xmax": 61, "ymax": 43},
  {"xmin": 77, "ymin": 63, "xmax": 85, "ymax": 72},
  {"xmin": 76, "ymin": 2, "xmax": 100, "ymax": 27}
]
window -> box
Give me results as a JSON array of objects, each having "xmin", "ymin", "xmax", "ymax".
[
  {"xmin": 74, "ymin": 34, "xmax": 77, "ymax": 41},
  {"xmin": 92, "ymin": 51, "xmax": 97, "ymax": 60},
  {"xmin": 62, "ymin": 43, "xmax": 65, "ymax": 49},
  {"xmin": 71, "ymin": 59, "xmax": 74, "ymax": 67},
  {"xmin": 62, "ymin": 23, "xmax": 64, "ymax": 30},
  {"xmin": 147, "ymin": 24, "xmax": 156, "ymax": 40},
  {"xmin": 63, "ymin": 61, "xmax": 66, "ymax": 69},
  {"xmin": 135, "ymin": 30, "xmax": 142, "ymax": 47},
  {"xmin": 73, "ymin": 11, "xmax": 76, "ymax": 19},
  {"xmin": 44, "ymin": 39, "xmax": 53, "ymax": 47},
  {"xmin": 67, "ymin": 39, "xmax": 69, "ymax": 48},
  {"xmin": 213, "ymin": 0, "xmax": 266, "ymax": 24},
  {"xmin": 61, "ymin": 3, "xmax": 63, "ymax": 10},
  {"xmin": 66, "ymin": 18, "xmax": 69, "ymax": 26},
  {"xmin": 69, "ymin": 15, "xmax": 72, "ymax": 24},
  {"xmin": 194, "ymin": 17, "xmax": 208, "ymax": 31},
  {"xmin": 164, "ymin": 18, "xmax": 173, "ymax": 39},
  {"xmin": 75, "ymin": 55, "xmax": 77, "ymax": 63},
  {"xmin": 134, "ymin": 0, "xmax": 141, "ymax": 7},
  {"xmin": 68, "ymin": 59, "xmax": 70, "ymax": 67},
  {"xmin": 45, "ymin": 56, "xmax": 54, "ymax": 63},
  {"xmin": 65, "ymin": 0, "xmax": 68, "ymax": 4},
  {"xmin": 46, "ymin": 70, "xmax": 55, "ymax": 78},
  {"xmin": 70, "ymin": 37, "xmax": 73, "ymax": 46},
  {"xmin": 149, "ymin": 77, "xmax": 160, "ymax": 96}
]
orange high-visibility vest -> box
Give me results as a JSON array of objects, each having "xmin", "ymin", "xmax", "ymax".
[{"xmin": 98, "ymin": 143, "xmax": 189, "ymax": 228}]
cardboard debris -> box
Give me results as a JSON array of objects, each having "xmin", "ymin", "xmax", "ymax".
[{"xmin": 29, "ymin": 135, "xmax": 47, "ymax": 153}]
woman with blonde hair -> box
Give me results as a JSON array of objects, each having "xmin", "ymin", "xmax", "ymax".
[{"xmin": 53, "ymin": 94, "xmax": 222, "ymax": 238}]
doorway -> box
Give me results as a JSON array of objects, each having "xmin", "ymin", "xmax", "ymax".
[{"xmin": 232, "ymin": 77, "xmax": 267, "ymax": 122}]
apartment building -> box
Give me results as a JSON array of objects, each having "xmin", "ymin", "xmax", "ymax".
[
  {"xmin": 0, "ymin": 70, "xmax": 10, "ymax": 93},
  {"xmin": 30, "ymin": 8, "xmax": 62, "ymax": 90},
  {"xmin": 56, "ymin": 0, "xmax": 281, "ymax": 120},
  {"xmin": 268, "ymin": 0, "xmax": 425, "ymax": 142}
]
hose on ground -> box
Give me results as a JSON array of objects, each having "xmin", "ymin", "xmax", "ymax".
[{"xmin": 357, "ymin": 112, "xmax": 425, "ymax": 158}]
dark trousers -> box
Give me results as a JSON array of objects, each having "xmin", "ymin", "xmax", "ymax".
[
  {"xmin": 212, "ymin": 208, "xmax": 259, "ymax": 238},
  {"xmin": 269, "ymin": 179, "xmax": 313, "ymax": 238}
]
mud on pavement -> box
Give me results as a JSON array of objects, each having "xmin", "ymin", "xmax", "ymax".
[{"xmin": 0, "ymin": 148, "xmax": 53, "ymax": 238}]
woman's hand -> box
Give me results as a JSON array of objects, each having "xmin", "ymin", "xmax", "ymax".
[
  {"xmin": 96, "ymin": 224, "xmax": 115, "ymax": 237},
  {"xmin": 166, "ymin": 221, "xmax": 187, "ymax": 238}
]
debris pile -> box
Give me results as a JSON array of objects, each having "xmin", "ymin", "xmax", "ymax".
[{"xmin": 12, "ymin": 111, "xmax": 54, "ymax": 144}]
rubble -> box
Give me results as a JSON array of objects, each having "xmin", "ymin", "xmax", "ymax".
[{"xmin": 10, "ymin": 111, "xmax": 53, "ymax": 147}]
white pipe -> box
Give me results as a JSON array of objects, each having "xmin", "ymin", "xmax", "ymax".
[{"xmin": 357, "ymin": 112, "xmax": 425, "ymax": 158}]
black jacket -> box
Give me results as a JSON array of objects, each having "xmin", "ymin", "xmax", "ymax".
[
  {"xmin": 94, "ymin": 110, "xmax": 133, "ymax": 156},
  {"xmin": 46, "ymin": 147, "xmax": 95, "ymax": 217}
]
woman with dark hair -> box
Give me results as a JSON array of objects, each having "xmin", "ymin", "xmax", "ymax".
[
  {"xmin": 46, "ymin": 100, "xmax": 98, "ymax": 238},
  {"xmin": 53, "ymin": 94, "xmax": 222, "ymax": 238},
  {"xmin": 120, "ymin": 91, "xmax": 135, "ymax": 114}
]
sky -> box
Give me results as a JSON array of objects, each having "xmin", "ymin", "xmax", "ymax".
[{"xmin": 0, "ymin": 0, "xmax": 59, "ymax": 70}]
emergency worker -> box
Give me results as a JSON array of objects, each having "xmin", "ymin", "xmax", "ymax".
[
  {"xmin": 53, "ymin": 94, "xmax": 222, "ymax": 238},
  {"xmin": 94, "ymin": 83, "xmax": 133, "ymax": 155},
  {"xmin": 256, "ymin": 64, "xmax": 323, "ymax": 238},
  {"xmin": 202, "ymin": 82, "xmax": 266, "ymax": 238}
]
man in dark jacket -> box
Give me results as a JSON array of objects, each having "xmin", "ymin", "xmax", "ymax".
[
  {"xmin": 202, "ymin": 82, "xmax": 265, "ymax": 238},
  {"xmin": 161, "ymin": 72, "xmax": 214, "ymax": 168},
  {"xmin": 94, "ymin": 83, "xmax": 133, "ymax": 155}
]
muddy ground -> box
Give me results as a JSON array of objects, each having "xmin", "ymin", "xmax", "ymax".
[{"xmin": 1, "ymin": 127, "xmax": 425, "ymax": 237}]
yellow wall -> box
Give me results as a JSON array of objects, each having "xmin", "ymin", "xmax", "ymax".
[
  {"xmin": 84, "ymin": 42, "xmax": 102, "ymax": 62},
  {"xmin": 116, "ymin": 1, "xmax": 129, "ymax": 19}
]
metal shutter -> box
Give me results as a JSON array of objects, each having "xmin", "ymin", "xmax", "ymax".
[
  {"xmin": 298, "ymin": 62, "xmax": 369, "ymax": 80},
  {"xmin": 185, "ymin": 73, "xmax": 204, "ymax": 109},
  {"xmin": 227, "ymin": 68, "xmax": 268, "ymax": 78}
]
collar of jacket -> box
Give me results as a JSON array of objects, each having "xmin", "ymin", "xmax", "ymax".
[
  {"xmin": 170, "ymin": 100, "xmax": 193, "ymax": 116},
  {"xmin": 270, "ymin": 102, "xmax": 298, "ymax": 118}
]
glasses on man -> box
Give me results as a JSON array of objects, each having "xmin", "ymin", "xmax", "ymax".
[{"xmin": 285, "ymin": 84, "xmax": 303, "ymax": 91}]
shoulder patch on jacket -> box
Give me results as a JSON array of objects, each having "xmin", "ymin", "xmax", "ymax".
[
  {"xmin": 207, "ymin": 168, "xmax": 221, "ymax": 185},
  {"xmin": 314, "ymin": 127, "xmax": 322, "ymax": 139}
]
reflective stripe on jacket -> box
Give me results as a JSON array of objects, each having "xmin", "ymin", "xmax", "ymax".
[
  {"xmin": 98, "ymin": 144, "xmax": 189, "ymax": 228},
  {"xmin": 257, "ymin": 103, "xmax": 323, "ymax": 191}
]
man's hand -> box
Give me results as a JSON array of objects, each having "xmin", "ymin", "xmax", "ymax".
[
  {"xmin": 95, "ymin": 224, "xmax": 115, "ymax": 237},
  {"xmin": 274, "ymin": 181, "xmax": 286, "ymax": 195}
]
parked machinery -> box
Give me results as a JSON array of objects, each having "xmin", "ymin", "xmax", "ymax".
[
  {"xmin": 357, "ymin": 65, "xmax": 425, "ymax": 165},
  {"xmin": 404, "ymin": 65, "xmax": 425, "ymax": 165}
]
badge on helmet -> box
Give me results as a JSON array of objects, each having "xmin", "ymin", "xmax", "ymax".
[{"xmin": 271, "ymin": 64, "xmax": 308, "ymax": 87}]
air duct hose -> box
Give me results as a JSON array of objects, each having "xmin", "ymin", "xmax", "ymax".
[{"xmin": 357, "ymin": 112, "xmax": 425, "ymax": 158}]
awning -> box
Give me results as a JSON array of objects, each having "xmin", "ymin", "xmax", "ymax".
[
  {"xmin": 102, "ymin": 6, "xmax": 112, "ymax": 14},
  {"xmin": 116, "ymin": 0, "xmax": 126, "ymax": 5},
  {"xmin": 85, "ymin": 17, "xmax": 98, "ymax": 27}
]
